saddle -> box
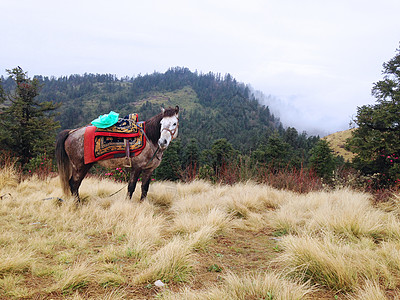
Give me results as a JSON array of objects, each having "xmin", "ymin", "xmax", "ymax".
[{"xmin": 84, "ymin": 113, "xmax": 146, "ymax": 164}]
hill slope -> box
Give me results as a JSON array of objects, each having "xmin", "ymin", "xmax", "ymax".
[
  {"xmin": 30, "ymin": 68, "xmax": 289, "ymax": 152},
  {"xmin": 323, "ymin": 129, "xmax": 355, "ymax": 161}
]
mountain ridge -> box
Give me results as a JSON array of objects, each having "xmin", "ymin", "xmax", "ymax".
[
  {"xmin": 1, "ymin": 67, "xmax": 318, "ymax": 154},
  {"xmin": 32, "ymin": 68, "xmax": 287, "ymax": 152}
]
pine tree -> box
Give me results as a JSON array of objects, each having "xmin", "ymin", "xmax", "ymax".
[
  {"xmin": 183, "ymin": 138, "xmax": 199, "ymax": 168},
  {"xmin": 309, "ymin": 140, "xmax": 335, "ymax": 181},
  {"xmin": 155, "ymin": 140, "xmax": 182, "ymax": 181},
  {"xmin": 251, "ymin": 133, "xmax": 292, "ymax": 168},
  {"xmin": 0, "ymin": 67, "xmax": 60, "ymax": 166},
  {"xmin": 346, "ymin": 45, "xmax": 400, "ymax": 187}
]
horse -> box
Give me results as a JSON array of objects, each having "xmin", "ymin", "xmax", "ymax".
[{"xmin": 55, "ymin": 106, "xmax": 179, "ymax": 202}]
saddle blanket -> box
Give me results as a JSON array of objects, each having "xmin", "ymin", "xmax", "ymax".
[{"xmin": 84, "ymin": 116, "xmax": 146, "ymax": 164}]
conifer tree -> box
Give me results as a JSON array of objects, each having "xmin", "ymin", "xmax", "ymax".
[
  {"xmin": 251, "ymin": 133, "xmax": 292, "ymax": 168},
  {"xmin": 183, "ymin": 138, "xmax": 199, "ymax": 168},
  {"xmin": 309, "ymin": 139, "xmax": 335, "ymax": 181},
  {"xmin": 0, "ymin": 67, "xmax": 60, "ymax": 166},
  {"xmin": 347, "ymin": 46, "xmax": 400, "ymax": 187},
  {"xmin": 155, "ymin": 140, "xmax": 182, "ymax": 181}
]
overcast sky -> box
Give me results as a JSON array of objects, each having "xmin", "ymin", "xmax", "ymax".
[{"xmin": 1, "ymin": 0, "xmax": 399, "ymax": 135}]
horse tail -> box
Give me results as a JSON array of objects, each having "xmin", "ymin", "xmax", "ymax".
[{"xmin": 56, "ymin": 130, "xmax": 71, "ymax": 195}]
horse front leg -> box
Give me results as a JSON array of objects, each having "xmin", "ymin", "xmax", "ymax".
[
  {"xmin": 140, "ymin": 169, "xmax": 154, "ymax": 201},
  {"xmin": 127, "ymin": 168, "xmax": 142, "ymax": 200}
]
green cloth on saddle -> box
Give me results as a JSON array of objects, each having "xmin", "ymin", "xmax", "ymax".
[{"xmin": 91, "ymin": 111, "xmax": 119, "ymax": 128}]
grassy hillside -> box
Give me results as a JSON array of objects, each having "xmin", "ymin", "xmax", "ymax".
[
  {"xmin": 30, "ymin": 69, "xmax": 285, "ymax": 152},
  {"xmin": 1, "ymin": 165, "xmax": 400, "ymax": 299},
  {"xmin": 323, "ymin": 129, "xmax": 356, "ymax": 161},
  {"xmin": 132, "ymin": 86, "xmax": 202, "ymax": 112}
]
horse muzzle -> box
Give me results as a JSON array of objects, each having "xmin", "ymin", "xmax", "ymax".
[{"xmin": 158, "ymin": 138, "xmax": 169, "ymax": 150}]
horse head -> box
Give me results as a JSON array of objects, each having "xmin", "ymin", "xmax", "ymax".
[{"xmin": 158, "ymin": 106, "xmax": 179, "ymax": 150}]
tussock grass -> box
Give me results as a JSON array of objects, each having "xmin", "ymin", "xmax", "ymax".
[
  {"xmin": 97, "ymin": 263, "xmax": 125, "ymax": 287},
  {"xmin": 0, "ymin": 246, "xmax": 35, "ymax": 276},
  {"xmin": 379, "ymin": 192, "xmax": 400, "ymax": 217},
  {"xmin": 159, "ymin": 271, "xmax": 312, "ymax": 300},
  {"xmin": 349, "ymin": 280, "xmax": 390, "ymax": 300},
  {"xmin": 271, "ymin": 189, "xmax": 400, "ymax": 240},
  {"xmin": 186, "ymin": 225, "xmax": 219, "ymax": 250},
  {"xmin": 273, "ymin": 209, "xmax": 400, "ymax": 292},
  {"xmin": 171, "ymin": 207, "xmax": 231, "ymax": 234},
  {"xmin": 78, "ymin": 176, "xmax": 126, "ymax": 199},
  {"xmin": 2, "ymin": 163, "xmax": 400, "ymax": 298},
  {"xmin": 134, "ymin": 236, "xmax": 194, "ymax": 284},
  {"xmin": 224, "ymin": 182, "xmax": 289, "ymax": 210},
  {"xmin": 170, "ymin": 181, "xmax": 288, "ymax": 232},
  {"xmin": 49, "ymin": 259, "xmax": 96, "ymax": 294},
  {"xmin": 0, "ymin": 274, "xmax": 31, "ymax": 299},
  {"xmin": 277, "ymin": 235, "xmax": 361, "ymax": 291},
  {"xmin": 176, "ymin": 179, "xmax": 214, "ymax": 196},
  {"xmin": 147, "ymin": 181, "xmax": 178, "ymax": 206},
  {"xmin": 0, "ymin": 161, "xmax": 19, "ymax": 190},
  {"xmin": 222, "ymin": 272, "xmax": 312, "ymax": 300}
]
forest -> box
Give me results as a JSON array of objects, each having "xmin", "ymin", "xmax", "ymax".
[
  {"xmin": 0, "ymin": 67, "xmax": 327, "ymax": 183},
  {"xmin": 2, "ymin": 52, "xmax": 399, "ymax": 191}
]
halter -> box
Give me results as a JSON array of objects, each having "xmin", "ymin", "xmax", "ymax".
[
  {"xmin": 139, "ymin": 117, "xmax": 179, "ymax": 168},
  {"xmin": 161, "ymin": 117, "xmax": 179, "ymax": 140}
]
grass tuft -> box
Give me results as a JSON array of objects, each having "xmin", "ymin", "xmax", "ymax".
[
  {"xmin": 349, "ymin": 280, "xmax": 391, "ymax": 300},
  {"xmin": 276, "ymin": 234, "xmax": 399, "ymax": 292},
  {"xmin": 134, "ymin": 236, "xmax": 194, "ymax": 284},
  {"xmin": 49, "ymin": 259, "xmax": 95, "ymax": 294},
  {"xmin": 0, "ymin": 156, "xmax": 19, "ymax": 190},
  {"xmin": 159, "ymin": 271, "xmax": 312, "ymax": 299},
  {"xmin": 0, "ymin": 246, "xmax": 35, "ymax": 276}
]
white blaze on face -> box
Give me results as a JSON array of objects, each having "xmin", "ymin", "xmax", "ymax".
[{"xmin": 158, "ymin": 115, "xmax": 179, "ymax": 149}]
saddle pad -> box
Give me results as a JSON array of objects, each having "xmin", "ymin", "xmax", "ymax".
[
  {"xmin": 84, "ymin": 120, "xmax": 146, "ymax": 164},
  {"xmin": 95, "ymin": 114, "xmax": 139, "ymax": 135}
]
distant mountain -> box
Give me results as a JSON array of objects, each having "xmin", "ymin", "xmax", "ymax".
[
  {"xmin": 30, "ymin": 68, "xmax": 289, "ymax": 152},
  {"xmin": 2, "ymin": 67, "xmax": 317, "ymax": 153}
]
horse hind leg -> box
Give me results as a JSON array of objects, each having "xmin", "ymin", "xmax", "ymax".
[{"xmin": 69, "ymin": 164, "xmax": 93, "ymax": 203}]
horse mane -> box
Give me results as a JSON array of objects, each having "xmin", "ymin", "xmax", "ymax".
[{"xmin": 145, "ymin": 107, "xmax": 178, "ymax": 145}]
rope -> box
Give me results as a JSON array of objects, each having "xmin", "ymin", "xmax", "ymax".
[
  {"xmin": 42, "ymin": 197, "xmax": 64, "ymax": 202},
  {"xmin": 108, "ymin": 184, "xmax": 128, "ymax": 197},
  {"xmin": 0, "ymin": 193, "xmax": 11, "ymax": 200}
]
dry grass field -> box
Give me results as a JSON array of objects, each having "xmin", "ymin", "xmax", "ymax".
[
  {"xmin": 323, "ymin": 129, "xmax": 355, "ymax": 162},
  {"xmin": 1, "ymin": 164, "xmax": 400, "ymax": 299}
]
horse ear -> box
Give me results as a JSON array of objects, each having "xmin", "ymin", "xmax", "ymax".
[
  {"xmin": 161, "ymin": 107, "xmax": 165, "ymax": 114},
  {"xmin": 175, "ymin": 105, "xmax": 179, "ymax": 114}
]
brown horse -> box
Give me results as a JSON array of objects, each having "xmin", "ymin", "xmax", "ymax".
[{"xmin": 56, "ymin": 106, "xmax": 179, "ymax": 202}]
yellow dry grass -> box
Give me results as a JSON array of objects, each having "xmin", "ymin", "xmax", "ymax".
[
  {"xmin": 349, "ymin": 280, "xmax": 393, "ymax": 300},
  {"xmin": 0, "ymin": 159, "xmax": 19, "ymax": 191},
  {"xmin": 271, "ymin": 188, "xmax": 400, "ymax": 293},
  {"xmin": 159, "ymin": 271, "xmax": 311, "ymax": 299},
  {"xmin": 1, "ymin": 164, "xmax": 400, "ymax": 299},
  {"xmin": 323, "ymin": 128, "xmax": 356, "ymax": 161}
]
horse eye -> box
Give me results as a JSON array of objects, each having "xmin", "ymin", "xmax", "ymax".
[{"xmin": 173, "ymin": 123, "xmax": 176, "ymax": 126}]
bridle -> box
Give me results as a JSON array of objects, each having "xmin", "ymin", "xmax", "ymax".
[
  {"xmin": 141, "ymin": 117, "xmax": 179, "ymax": 167},
  {"xmin": 161, "ymin": 117, "xmax": 179, "ymax": 140}
]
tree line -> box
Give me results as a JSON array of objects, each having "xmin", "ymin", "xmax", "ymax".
[{"xmin": 1, "ymin": 43, "xmax": 400, "ymax": 189}]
